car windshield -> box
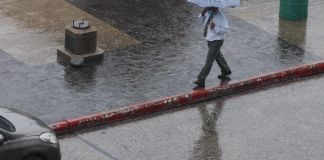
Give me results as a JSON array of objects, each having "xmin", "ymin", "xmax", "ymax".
[{"xmin": 0, "ymin": 115, "xmax": 16, "ymax": 132}]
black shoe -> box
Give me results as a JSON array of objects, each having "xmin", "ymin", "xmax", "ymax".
[
  {"xmin": 193, "ymin": 79, "xmax": 205, "ymax": 87},
  {"xmin": 218, "ymin": 71, "xmax": 232, "ymax": 79}
]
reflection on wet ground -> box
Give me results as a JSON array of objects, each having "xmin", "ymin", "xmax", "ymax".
[
  {"xmin": 275, "ymin": 18, "xmax": 307, "ymax": 65},
  {"xmin": 278, "ymin": 18, "xmax": 307, "ymax": 47},
  {"xmin": 60, "ymin": 101, "xmax": 225, "ymax": 160},
  {"xmin": 192, "ymin": 101, "xmax": 223, "ymax": 160},
  {"xmin": 0, "ymin": 0, "xmax": 322, "ymax": 123},
  {"xmin": 60, "ymin": 74, "xmax": 324, "ymax": 160}
]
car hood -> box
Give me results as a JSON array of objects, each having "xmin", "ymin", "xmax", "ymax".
[{"xmin": 0, "ymin": 108, "xmax": 51, "ymax": 136}]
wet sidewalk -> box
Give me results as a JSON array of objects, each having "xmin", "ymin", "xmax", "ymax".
[
  {"xmin": 60, "ymin": 74, "xmax": 324, "ymax": 160},
  {"xmin": 0, "ymin": 0, "xmax": 323, "ymax": 124}
]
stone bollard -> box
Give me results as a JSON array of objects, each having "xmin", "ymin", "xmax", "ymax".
[{"xmin": 57, "ymin": 20, "xmax": 104, "ymax": 66}]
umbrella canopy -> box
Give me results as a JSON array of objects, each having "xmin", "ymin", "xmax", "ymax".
[{"xmin": 187, "ymin": 0, "xmax": 240, "ymax": 8}]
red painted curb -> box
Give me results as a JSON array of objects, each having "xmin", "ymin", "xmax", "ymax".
[{"xmin": 51, "ymin": 61, "xmax": 324, "ymax": 135}]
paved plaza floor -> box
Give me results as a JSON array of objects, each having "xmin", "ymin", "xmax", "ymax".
[
  {"xmin": 0, "ymin": 1, "xmax": 324, "ymax": 159},
  {"xmin": 0, "ymin": 0, "xmax": 323, "ymax": 124}
]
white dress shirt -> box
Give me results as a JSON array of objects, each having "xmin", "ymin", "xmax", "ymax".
[{"xmin": 199, "ymin": 10, "xmax": 229, "ymax": 41}]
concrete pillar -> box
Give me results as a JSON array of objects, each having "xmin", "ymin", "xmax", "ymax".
[{"xmin": 57, "ymin": 20, "xmax": 104, "ymax": 66}]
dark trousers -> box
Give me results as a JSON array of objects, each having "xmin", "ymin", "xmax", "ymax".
[{"xmin": 198, "ymin": 40, "xmax": 231, "ymax": 80}]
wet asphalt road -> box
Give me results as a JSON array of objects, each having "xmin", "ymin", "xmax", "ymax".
[
  {"xmin": 60, "ymin": 74, "xmax": 324, "ymax": 160},
  {"xmin": 0, "ymin": 0, "xmax": 322, "ymax": 124}
]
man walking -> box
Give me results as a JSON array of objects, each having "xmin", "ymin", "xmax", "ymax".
[{"xmin": 193, "ymin": 7, "xmax": 232, "ymax": 88}]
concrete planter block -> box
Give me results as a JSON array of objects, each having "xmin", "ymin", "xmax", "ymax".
[
  {"xmin": 57, "ymin": 22, "xmax": 104, "ymax": 66},
  {"xmin": 65, "ymin": 25, "xmax": 97, "ymax": 55},
  {"xmin": 57, "ymin": 47, "xmax": 104, "ymax": 65}
]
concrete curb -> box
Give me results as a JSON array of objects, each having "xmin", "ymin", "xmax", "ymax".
[{"xmin": 51, "ymin": 61, "xmax": 324, "ymax": 135}]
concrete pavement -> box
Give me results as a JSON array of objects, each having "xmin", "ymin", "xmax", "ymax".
[
  {"xmin": 0, "ymin": 0, "xmax": 139, "ymax": 65},
  {"xmin": 0, "ymin": 0, "xmax": 323, "ymax": 159},
  {"xmin": 230, "ymin": 0, "xmax": 324, "ymax": 57},
  {"xmin": 0, "ymin": 0, "xmax": 323, "ymax": 124},
  {"xmin": 60, "ymin": 74, "xmax": 324, "ymax": 160}
]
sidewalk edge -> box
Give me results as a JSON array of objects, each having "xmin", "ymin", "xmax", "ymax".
[{"xmin": 51, "ymin": 61, "xmax": 324, "ymax": 135}]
